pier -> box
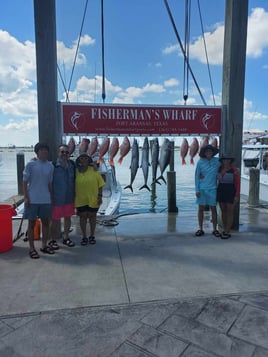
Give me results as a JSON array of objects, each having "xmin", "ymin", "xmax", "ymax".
[{"xmin": 1, "ymin": 200, "xmax": 268, "ymax": 355}]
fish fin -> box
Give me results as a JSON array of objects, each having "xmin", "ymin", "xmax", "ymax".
[
  {"xmin": 124, "ymin": 185, "xmax": 133, "ymax": 193},
  {"xmin": 139, "ymin": 184, "xmax": 151, "ymax": 192},
  {"xmin": 157, "ymin": 175, "xmax": 167, "ymax": 184}
]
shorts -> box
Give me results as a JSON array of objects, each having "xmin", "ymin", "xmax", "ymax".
[
  {"xmin": 76, "ymin": 205, "xmax": 98, "ymax": 214},
  {"xmin": 217, "ymin": 183, "xmax": 236, "ymax": 204},
  {"xmin": 196, "ymin": 188, "xmax": 217, "ymax": 207},
  {"xmin": 52, "ymin": 203, "xmax": 75, "ymax": 220},
  {"xmin": 24, "ymin": 204, "xmax": 52, "ymax": 220}
]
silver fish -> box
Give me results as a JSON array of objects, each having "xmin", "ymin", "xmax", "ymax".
[
  {"xmin": 151, "ymin": 138, "xmax": 160, "ymax": 185},
  {"xmin": 157, "ymin": 138, "xmax": 172, "ymax": 184},
  {"xmin": 124, "ymin": 139, "xmax": 139, "ymax": 193},
  {"xmin": 201, "ymin": 113, "xmax": 213, "ymax": 130},
  {"xmin": 139, "ymin": 137, "xmax": 150, "ymax": 191}
]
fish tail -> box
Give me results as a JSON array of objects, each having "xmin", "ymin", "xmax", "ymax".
[
  {"xmin": 190, "ymin": 158, "xmax": 194, "ymax": 165},
  {"xmin": 109, "ymin": 159, "xmax": 114, "ymax": 166},
  {"xmin": 118, "ymin": 158, "xmax": 123, "ymax": 164},
  {"xmin": 157, "ymin": 175, "xmax": 167, "ymax": 184},
  {"xmin": 182, "ymin": 159, "xmax": 187, "ymax": 165},
  {"xmin": 124, "ymin": 184, "xmax": 133, "ymax": 193},
  {"xmin": 139, "ymin": 184, "xmax": 151, "ymax": 192}
]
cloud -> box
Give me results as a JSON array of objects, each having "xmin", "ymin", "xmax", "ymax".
[
  {"xmin": 113, "ymin": 83, "xmax": 165, "ymax": 104},
  {"xmin": 164, "ymin": 78, "xmax": 179, "ymax": 87},
  {"xmin": 162, "ymin": 7, "xmax": 268, "ymax": 65}
]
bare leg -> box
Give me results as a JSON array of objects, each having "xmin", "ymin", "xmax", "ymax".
[
  {"xmin": 225, "ymin": 203, "xmax": 235, "ymax": 233},
  {"xmin": 28, "ymin": 220, "xmax": 36, "ymax": 251},
  {"xmin": 63, "ymin": 216, "xmax": 71, "ymax": 241},
  {"xmin": 41, "ymin": 217, "xmax": 50, "ymax": 248},
  {"xmin": 88, "ymin": 212, "xmax": 97, "ymax": 237},
  {"xmin": 198, "ymin": 205, "xmax": 205, "ymax": 230},
  {"xmin": 50, "ymin": 219, "xmax": 61, "ymax": 241},
  {"xmin": 79, "ymin": 213, "xmax": 88, "ymax": 238},
  {"xmin": 210, "ymin": 206, "xmax": 217, "ymax": 231},
  {"xmin": 219, "ymin": 202, "xmax": 228, "ymax": 232}
]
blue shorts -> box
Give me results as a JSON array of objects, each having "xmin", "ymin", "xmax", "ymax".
[
  {"xmin": 196, "ymin": 189, "xmax": 217, "ymax": 207},
  {"xmin": 24, "ymin": 204, "xmax": 52, "ymax": 220}
]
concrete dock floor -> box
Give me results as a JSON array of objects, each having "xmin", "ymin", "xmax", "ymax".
[{"xmin": 0, "ymin": 202, "xmax": 268, "ymax": 356}]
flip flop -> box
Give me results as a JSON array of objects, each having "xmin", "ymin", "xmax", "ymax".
[
  {"xmin": 48, "ymin": 240, "xmax": 60, "ymax": 250},
  {"xmin": 212, "ymin": 230, "xmax": 221, "ymax": 238},
  {"xmin": 221, "ymin": 232, "xmax": 231, "ymax": 239},
  {"xmin": 80, "ymin": 237, "xmax": 88, "ymax": 246},
  {"xmin": 89, "ymin": 236, "xmax": 96, "ymax": 244},
  {"xmin": 40, "ymin": 246, "xmax": 55, "ymax": 254},
  {"xmin": 63, "ymin": 238, "xmax": 75, "ymax": 247},
  {"xmin": 29, "ymin": 249, "xmax": 40, "ymax": 259},
  {"xmin": 195, "ymin": 229, "xmax": 204, "ymax": 236}
]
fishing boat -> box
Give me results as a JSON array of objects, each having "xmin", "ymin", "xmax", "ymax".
[
  {"xmin": 14, "ymin": 157, "xmax": 122, "ymax": 218},
  {"xmin": 240, "ymin": 143, "xmax": 268, "ymax": 203}
]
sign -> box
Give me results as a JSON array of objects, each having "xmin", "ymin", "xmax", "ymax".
[{"xmin": 62, "ymin": 103, "xmax": 222, "ymax": 135}]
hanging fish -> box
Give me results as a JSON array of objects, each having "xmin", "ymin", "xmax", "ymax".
[
  {"xmin": 210, "ymin": 137, "xmax": 218, "ymax": 149},
  {"xmin": 200, "ymin": 136, "xmax": 209, "ymax": 149},
  {"xmin": 79, "ymin": 138, "xmax": 90, "ymax": 154},
  {"xmin": 157, "ymin": 138, "xmax": 172, "ymax": 184},
  {"xmin": 87, "ymin": 136, "xmax": 99, "ymax": 157},
  {"xmin": 118, "ymin": 136, "xmax": 131, "ymax": 164},
  {"xmin": 139, "ymin": 137, "xmax": 150, "ymax": 191},
  {"xmin": 67, "ymin": 137, "xmax": 76, "ymax": 156},
  {"xmin": 189, "ymin": 138, "xmax": 199, "ymax": 165},
  {"xmin": 109, "ymin": 137, "xmax": 119, "ymax": 166},
  {"xmin": 180, "ymin": 138, "xmax": 189, "ymax": 165},
  {"xmin": 97, "ymin": 137, "xmax": 110, "ymax": 163},
  {"xmin": 124, "ymin": 139, "xmax": 139, "ymax": 193},
  {"xmin": 151, "ymin": 138, "xmax": 160, "ymax": 185}
]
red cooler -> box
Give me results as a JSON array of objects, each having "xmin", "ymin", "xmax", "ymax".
[{"xmin": 0, "ymin": 204, "xmax": 13, "ymax": 253}]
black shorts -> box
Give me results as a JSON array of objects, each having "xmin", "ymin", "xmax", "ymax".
[
  {"xmin": 217, "ymin": 183, "xmax": 236, "ymax": 204},
  {"xmin": 76, "ymin": 205, "xmax": 98, "ymax": 213}
]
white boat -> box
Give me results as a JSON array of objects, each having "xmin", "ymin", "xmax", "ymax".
[
  {"xmin": 241, "ymin": 144, "xmax": 268, "ymax": 203},
  {"xmin": 14, "ymin": 158, "xmax": 121, "ymax": 218}
]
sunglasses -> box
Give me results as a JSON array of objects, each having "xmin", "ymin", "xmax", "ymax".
[{"xmin": 60, "ymin": 150, "xmax": 69, "ymax": 154}]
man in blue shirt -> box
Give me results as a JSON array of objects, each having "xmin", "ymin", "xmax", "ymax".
[
  {"xmin": 195, "ymin": 144, "xmax": 221, "ymax": 237},
  {"xmin": 23, "ymin": 142, "xmax": 54, "ymax": 258}
]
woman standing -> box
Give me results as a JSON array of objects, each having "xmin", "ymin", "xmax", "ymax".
[
  {"xmin": 217, "ymin": 155, "xmax": 240, "ymax": 239},
  {"xmin": 75, "ymin": 153, "xmax": 105, "ymax": 245}
]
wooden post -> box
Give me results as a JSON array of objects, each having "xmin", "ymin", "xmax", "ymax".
[
  {"xmin": 16, "ymin": 152, "xmax": 25, "ymax": 195},
  {"xmin": 34, "ymin": 0, "xmax": 62, "ymax": 161},
  {"xmin": 248, "ymin": 168, "xmax": 260, "ymax": 207},
  {"xmin": 221, "ymin": 0, "xmax": 249, "ymax": 229},
  {"xmin": 167, "ymin": 142, "xmax": 178, "ymax": 213}
]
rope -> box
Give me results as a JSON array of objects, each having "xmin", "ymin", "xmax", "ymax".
[
  {"xmin": 66, "ymin": 0, "xmax": 89, "ymax": 100},
  {"xmin": 101, "ymin": 0, "xmax": 106, "ymax": 103},
  {"xmin": 183, "ymin": 0, "xmax": 191, "ymax": 104},
  {"xmin": 197, "ymin": 0, "xmax": 216, "ymax": 105},
  {"xmin": 163, "ymin": 0, "xmax": 206, "ymax": 105},
  {"xmin": 57, "ymin": 63, "xmax": 70, "ymax": 102}
]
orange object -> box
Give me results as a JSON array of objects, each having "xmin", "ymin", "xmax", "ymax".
[
  {"xmin": 0, "ymin": 204, "xmax": 13, "ymax": 253},
  {"xmin": 34, "ymin": 219, "xmax": 41, "ymax": 240}
]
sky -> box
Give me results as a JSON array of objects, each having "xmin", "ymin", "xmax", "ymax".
[{"xmin": 0, "ymin": 0, "xmax": 268, "ymax": 147}]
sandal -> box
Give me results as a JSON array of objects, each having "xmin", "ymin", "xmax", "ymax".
[
  {"xmin": 29, "ymin": 249, "xmax": 40, "ymax": 259},
  {"xmin": 63, "ymin": 238, "xmax": 75, "ymax": 247},
  {"xmin": 40, "ymin": 246, "xmax": 55, "ymax": 255},
  {"xmin": 48, "ymin": 240, "xmax": 60, "ymax": 250},
  {"xmin": 221, "ymin": 232, "xmax": 231, "ymax": 239},
  {"xmin": 212, "ymin": 230, "xmax": 221, "ymax": 238},
  {"xmin": 80, "ymin": 237, "xmax": 88, "ymax": 246},
  {"xmin": 89, "ymin": 236, "xmax": 96, "ymax": 244},
  {"xmin": 195, "ymin": 229, "xmax": 204, "ymax": 236}
]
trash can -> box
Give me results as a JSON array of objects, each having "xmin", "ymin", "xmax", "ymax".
[{"xmin": 0, "ymin": 204, "xmax": 13, "ymax": 253}]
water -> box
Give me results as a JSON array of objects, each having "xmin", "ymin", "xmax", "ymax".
[{"xmin": 0, "ymin": 148, "xmax": 197, "ymax": 214}]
